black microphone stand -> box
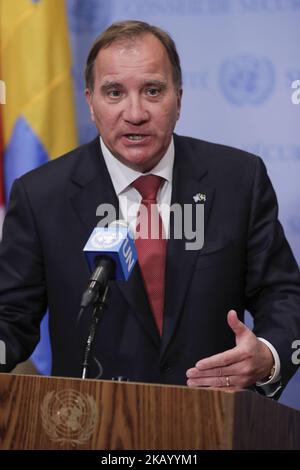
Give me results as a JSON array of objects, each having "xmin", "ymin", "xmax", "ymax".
[{"xmin": 81, "ymin": 286, "xmax": 109, "ymax": 379}]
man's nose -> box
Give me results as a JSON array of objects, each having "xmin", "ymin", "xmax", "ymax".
[{"xmin": 122, "ymin": 95, "xmax": 149, "ymax": 124}]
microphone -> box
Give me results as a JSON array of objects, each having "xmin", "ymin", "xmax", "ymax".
[{"xmin": 80, "ymin": 221, "xmax": 137, "ymax": 308}]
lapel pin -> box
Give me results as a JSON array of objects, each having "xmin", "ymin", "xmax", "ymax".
[{"xmin": 193, "ymin": 193, "xmax": 206, "ymax": 203}]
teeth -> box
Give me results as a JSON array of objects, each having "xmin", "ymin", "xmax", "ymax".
[{"xmin": 127, "ymin": 134, "xmax": 144, "ymax": 140}]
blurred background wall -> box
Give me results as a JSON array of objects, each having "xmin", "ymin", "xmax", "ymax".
[{"xmin": 1, "ymin": 0, "xmax": 300, "ymax": 410}]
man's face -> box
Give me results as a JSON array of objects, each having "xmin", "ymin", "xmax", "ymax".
[{"xmin": 85, "ymin": 33, "xmax": 182, "ymax": 172}]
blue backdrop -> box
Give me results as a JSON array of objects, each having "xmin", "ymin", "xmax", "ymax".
[{"xmin": 65, "ymin": 0, "xmax": 300, "ymax": 409}]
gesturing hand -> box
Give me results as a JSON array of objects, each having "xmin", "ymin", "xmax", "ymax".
[{"xmin": 186, "ymin": 310, "xmax": 274, "ymax": 389}]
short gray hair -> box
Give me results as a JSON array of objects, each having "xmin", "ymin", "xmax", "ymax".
[{"xmin": 85, "ymin": 20, "xmax": 182, "ymax": 92}]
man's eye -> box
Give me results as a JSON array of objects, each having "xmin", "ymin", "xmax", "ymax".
[
  {"xmin": 108, "ymin": 90, "xmax": 122, "ymax": 98},
  {"xmin": 146, "ymin": 88, "xmax": 160, "ymax": 97}
]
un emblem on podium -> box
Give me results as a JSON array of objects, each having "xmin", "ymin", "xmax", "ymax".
[{"xmin": 41, "ymin": 389, "xmax": 98, "ymax": 446}]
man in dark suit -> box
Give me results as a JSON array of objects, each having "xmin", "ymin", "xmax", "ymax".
[{"xmin": 0, "ymin": 21, "xmax": 300, "ymax": 397}]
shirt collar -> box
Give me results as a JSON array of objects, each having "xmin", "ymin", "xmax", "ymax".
[{"xmin": 100, "ymin": 136, "xmax": 174, "ymax": 196}]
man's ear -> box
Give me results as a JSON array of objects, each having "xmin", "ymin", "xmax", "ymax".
[
  {"xmin": 85, "ymin": 88, "xmax": 95, "ymax": 121},
  {"xmin": 176, "ymin": 88, "xmax": 183, "ymax": 121}
]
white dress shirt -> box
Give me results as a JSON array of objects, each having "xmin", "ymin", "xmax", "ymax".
[{"xmin": 100, "ymin": 136, "xmax": 174, "ymax": 237}]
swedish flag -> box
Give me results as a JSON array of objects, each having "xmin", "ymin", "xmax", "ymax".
[{"xmin": 0, "ymin": 0, "xmax": 77, "ymax": 373}]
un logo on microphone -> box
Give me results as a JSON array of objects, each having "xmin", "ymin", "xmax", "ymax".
[
  {"xmin": 90, "ymin": 230, "xmax": 124, "ymax": 249},
  {"xmin": 220, "ymin": 54, "xmax": 275, "ymax": 106}
]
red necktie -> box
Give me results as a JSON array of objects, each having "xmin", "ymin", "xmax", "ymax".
[{"xmin": 132, "ymin": 175, "xmax": 166, "ymax": 335}]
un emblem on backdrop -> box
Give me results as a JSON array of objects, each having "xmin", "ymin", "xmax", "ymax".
[
  {"xmin": 68, "ymin": 0, "xmax": 111, "ymax": 34},
  {"xmin": 220, "ymin": 55, "xmax": 275, "ymax": 105}
]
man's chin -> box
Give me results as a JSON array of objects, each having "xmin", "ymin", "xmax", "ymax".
[{"xmin": 114, "ymin": 151, "xmax": 160, "ymax": 172}]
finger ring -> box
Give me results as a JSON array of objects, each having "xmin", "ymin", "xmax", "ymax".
[{"xmin": 225, "ymin": 376, "xmax": 230, "ymax": 387}]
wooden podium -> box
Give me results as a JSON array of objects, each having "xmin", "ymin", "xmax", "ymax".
[{"xmin": 0, "ymin": 372, "xmax": 299, "ymax": 449}]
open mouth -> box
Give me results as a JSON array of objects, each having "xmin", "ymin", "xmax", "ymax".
[{"xmin": 124, "ymin": 134, "xmax": 147, "ymax": 141}]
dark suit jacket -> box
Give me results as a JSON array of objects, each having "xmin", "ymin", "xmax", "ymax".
[{"xmin": 0, "ymin": 134, "xmax": 300, "ymax": 388}]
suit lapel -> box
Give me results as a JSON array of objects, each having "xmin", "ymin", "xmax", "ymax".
[
  {"xmin": 116, "ymin": 266, "xmax": 160, "ymax": 347},
  {"xmin": 70, "ymin": 138, "xmax": 119, "ymax": 234},
  {"xmin": 161, "ymin": 135, "xmax": 215, "ymax": 357},
  {"xmin": 70, "ymin": 137, "xmax": 160, "ymax": 348}
]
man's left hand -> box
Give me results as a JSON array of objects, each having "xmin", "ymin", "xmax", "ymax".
[{"xmin": 186, "ymin": 310, "xmax": 274, "ymax": 389}]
